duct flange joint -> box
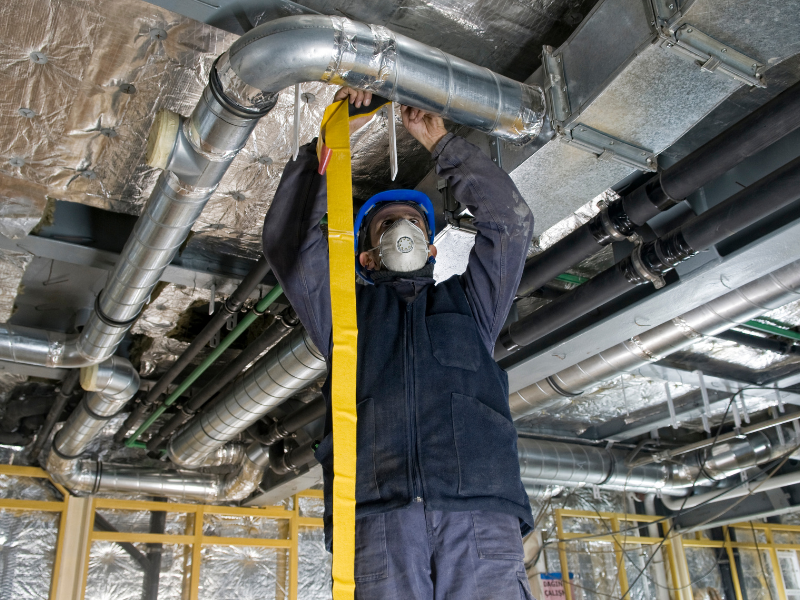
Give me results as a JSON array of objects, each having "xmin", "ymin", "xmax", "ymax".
[
  {"xmin": 661, "ymin": 25, "xmax": 766, "ymax": 88},
  {"xmin": 541, "ymin": 46, "xmax": 571, "ymax": 127},
  {"xmin": 562, "ymin": 124, "xmax": 657, "ymax": 172}
]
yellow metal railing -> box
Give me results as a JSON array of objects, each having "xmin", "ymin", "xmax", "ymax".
[
  {"xmin": 0, "ymin": 463, "xmax": 324, "ymax": 600},
  {"xmin": 553, "ymin": 508, "xmax": 800, "ymax": 600},
  {"xmin": 0, "ymin": 465, "xmax": 70, "ymax": 600}
]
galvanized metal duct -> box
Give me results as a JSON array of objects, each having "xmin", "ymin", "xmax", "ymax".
[
  {"xmin": 517, "ymin": 427, "xmax": 795, "ymax": 495},
  {"xmin": 168, "ymin": 327, "xmax": 326, "ymax": 468},
  {"xmin": 50, "ymin": 356, "xmax": 140, "ymax": 459},
  {"xmin": 222, "ymin": 15, "xmax": 546, "ymax": 143},
  {"xmin": 47, "ymin": 442, "xmax": 270, "ymax": 503},
  {"xmin": 510, "ymin": 259, "xmax": 800, "ymax": 419}
]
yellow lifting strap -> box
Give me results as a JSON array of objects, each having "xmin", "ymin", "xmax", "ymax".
[{"xmin": 318, "ymin": 99, "xmax": 358, "ymax": 600}]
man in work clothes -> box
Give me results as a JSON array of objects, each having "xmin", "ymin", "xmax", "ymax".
[{"xmin": 263, "ymin": 87, "xmax": 536, "ymax": 600}]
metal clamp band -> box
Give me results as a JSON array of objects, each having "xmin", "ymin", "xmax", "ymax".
[
  {"xmin": 599, "ymin": 208, "xmax": 629, "ymax": 242},
  {"xmin": 631, "ymin": 240, "xmax": 666, "ymax": 289},
  {"xmin": 546, "ymin": 376, "xmax": 583, "ymax": 398},
  {"xmin": 94, "ymin": 294, "xmax": 140, "ymax": 329}
]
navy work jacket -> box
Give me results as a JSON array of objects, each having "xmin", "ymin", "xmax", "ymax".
[{"xmin": 263, "ymin": 133, "xmax": 535, "ymax": 548}]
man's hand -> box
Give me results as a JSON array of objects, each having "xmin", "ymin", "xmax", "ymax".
[
  {"xmin": 333, "ymin": 87, "xmax": 374, "ymax": 135},
  {"xmin": 400, "ymin": 105, "xmax": 448, "ymax": 152}
]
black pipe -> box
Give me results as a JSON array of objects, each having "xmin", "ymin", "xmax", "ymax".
[
  {"xmin": 714, "ymin": 329, "xmax": 799, "ymax": 356},
  {"xmin": 0, "ymin": 432, "xmax": 33, "ymax": 446},
  {"xmin": 145, "ymin": 310, "xmax": 298, "ymax": 452},
  {"xmin": 270, "ymin": 442, "xmax": 317, "ymax": 476},
  {"xmin": 515, "ymin": 79, "xmax": 800, "ymax": 298},
  {"xmin": 144, "ymin": 501, "xmax": 167, "ymax": 600},
  {"xmin": 94, "ymin": 513, "xmax": 151, "ymax": 572},
  {"xmin": 114, "ymin": 255, "xmax": 273, "ymax": 443},
  {"xmin": 29, "ymin": 370, "xmax": 81, "ymax": 461},
  {"xmin": 497, "ymin": 155, "xmax": 800, "ymax": 358},
  {"xmin": 250, "ymin": 395, "xmax": 326, "ymax": 446}
]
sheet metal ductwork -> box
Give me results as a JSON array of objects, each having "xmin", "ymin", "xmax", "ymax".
[
  {"xmin": 168, "ymin": 327, "xmax": 327, "ymax": 468},
  {"xmin": 510, "ymin": 259, "xmax": 800, "ymax": 419},
  {"xmin": 51, "ymin": 357, "xmax": 140, "ymax": 459},
  {"xmin": 517, "ymin": 427, "xmax": 795, "ymax": 495},
  {"xmin": 221, "ymin": 15, "xmax": 546, "ymax": 143},
  {"xmin": 47, "ymin": 443, "xmax": 270, "ymax": 503}
]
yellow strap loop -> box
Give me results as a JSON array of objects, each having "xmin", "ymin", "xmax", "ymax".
[{"xmin": 323, "ymin": 99, "xmax": 358, "ymax": 600}]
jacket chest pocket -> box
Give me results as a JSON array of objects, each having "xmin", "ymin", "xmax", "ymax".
[{"xmin": 426, "ymin": 313, "xmax": 483, "ymax": 372}]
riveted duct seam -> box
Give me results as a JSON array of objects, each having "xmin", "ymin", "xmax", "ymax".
[{"xmin": 510, "ymin": 259, "xmax": 800, "ymax": 419}]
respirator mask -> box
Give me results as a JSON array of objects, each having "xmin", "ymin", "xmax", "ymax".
[{"xmin": 369, "ymin": 219, "xmax": 431, "ymax": 272}]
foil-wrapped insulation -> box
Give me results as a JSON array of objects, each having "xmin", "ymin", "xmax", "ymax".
[
  {"xmin": 86, "ymin": 542, "xmax": 186, "ymax": 600},
  {"xmin": 0, "ymin": 173, "xmax": 48, "ymax": 239},
  {"xmin": 197, "ymin": 443, "xmax": 246, "ymax": 468},
  {"xmin": 0, "ymin": 509, "xmax": 59, "ymax": 600},
  {"xmin": 0, "ymin": 249, "xmax": 32, "ymax": 323},
  {"xmin": 690, "ymin": 334, "xmax": 789, "ymax": 370},
  {"xmin": 684, "ymin": 547, "xmax": 725, "ymax": 600},
  {"xmin": 200, "ymin": 545, "xmax": 289, "ymax": 599},
  {"xmin": 227, "ymin": 16, "xmax": 545, "ymax": 144},
  {"xmin": 168, "ymin": 328, "xmax": 326, "ymax": 469},
  {"xmin": 528, "ymin": 189, "xmax": 618, "ymax": 256},
  {"xmin": 510, "ymin": 259, "xmax": 800, "ymax": 420},
  {"xmin": 299, "ymin": 527, "xmax": 333, "ymax": 600}
]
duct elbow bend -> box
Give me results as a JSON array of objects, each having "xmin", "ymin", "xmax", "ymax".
[
  {"xmin": 219, "ymin": 444, "xmax": 270, "ymax": 502},
  {"xmin": 80, "ymin": 356, "xmax": 140, "ymax": 402},
  {"xmin": 45, "ymin": 452, "xmax": 99, "ymax": 494},
  {"xmin": 222, "ymin": 15, "xmax": 545, "ymax": 144}
]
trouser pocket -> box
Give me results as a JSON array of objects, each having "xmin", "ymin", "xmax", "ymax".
[
  {"xmin": 355, "ymin": 513, "xmax": 388, "ymax": 582},
  {"xmin": 518, "ymin": 571, "xmax": 536, "ymax": 600}
]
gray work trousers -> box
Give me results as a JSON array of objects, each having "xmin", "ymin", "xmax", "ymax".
[{"xmin": 353, "ymin": 501, "xmax": 536, "ymax": 600}]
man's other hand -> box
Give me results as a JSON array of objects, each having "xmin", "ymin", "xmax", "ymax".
[
  {"xmin": 401, "ymin": 105, "xmax": 448, "ymax": 152},
  {"xmin": 333, "ymin": 87, "xmax": 374, "ymax": 135}
]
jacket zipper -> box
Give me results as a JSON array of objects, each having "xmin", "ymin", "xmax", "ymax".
[{"xmin": 406, "ymin": 303, "xmax": 423, "ymax": 502}]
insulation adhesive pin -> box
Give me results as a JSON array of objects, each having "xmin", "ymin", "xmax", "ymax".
[
  {"xmin": 694, "ymin": 370, "xmax": 711, "ymax": 433},
  {"xmin": 292, "ymin": 84, "xmax": 301, "ymax": 161},
  {"xmin": 664, "ymin": 383, "xmax": 678, "ymax": 429},
  {"xmin": 774, "ymin": 383, "xmax": 785, "ymax": 413},
  {"xmin": 387, "ymin": 102, "xmax": 398, "ymax": 181},
  {"xmin": 209, "ymin": 284, "xmax": 216, "ymax": 315}
]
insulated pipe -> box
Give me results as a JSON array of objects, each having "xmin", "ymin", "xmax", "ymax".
[
  {"xmin": 47, "ymin": 442, "xmax": 269, "ymax": 503},
  {"xmin": 222, "ymin": 15, "xmax": 546, "ymax": 143},
  {"xmin": 168, "ymin": 327, "xmax": 326, "ymax": 468},
  {"xmin": 255, "ymin": 395, "xmax": 326, "ymax": 447},
  {"xmin": 146, "ymin": 310, "xmax": 298, "ymax": 452},
  {"xmin": 29, "ymin": 369, "xmax": 81, "ymax": 461},
  {"xmin": 498, "ymin": 156, "xmax": 800, "ymax": 357},
  {"xmin": 515, "ymin": 79, "xmax": 800, "ymax": 298},
  {"xmin": 52, "ymin": 357, "xmax": 140, "ymax": 458},
  {"xmin": 129, "ymin": 254, "xmax": 273, "ymax": 438},
  {"xmin": 510, "ymin": 259, "xmax": 800, "ymax": 419},
  {"xmin": 269, "ymin": 442, "xmax": 317, "ymax": 476},
  {"xmin": 713, "ymin": 329, "xmax": 799, "ymax": 355}
]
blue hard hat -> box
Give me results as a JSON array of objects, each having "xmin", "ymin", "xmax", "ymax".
[{"xmin": 354, "ymin": 189, "xmax": 436, "ymax": 284}]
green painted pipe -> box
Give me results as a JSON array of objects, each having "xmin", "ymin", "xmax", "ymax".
[
  {"xmin": 555, "ymin": 273, "xmax": 589, "ymax": 285},
  {"xmin": 743, "ymin": 319, "xmax": 800, "ymax": 342},
  {"xmin": 125, "ymin": 284, "xmax": 284, "ymax": 447}
]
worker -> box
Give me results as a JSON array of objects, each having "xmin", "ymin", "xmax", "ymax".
[{"xmin": 263, "ymin": 87, "xmax": 535, "ymax": 600}]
